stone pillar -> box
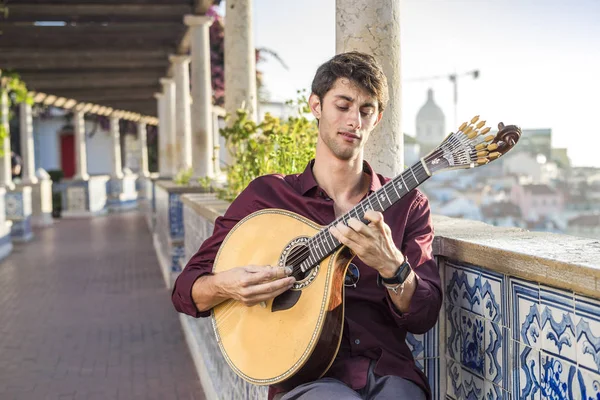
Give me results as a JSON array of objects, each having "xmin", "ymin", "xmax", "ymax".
[
  {"xmin": 0, "ymin": 91, "xmax": 14, "ymax": 190},
  {"xmin": 185, "ymin": 15, "xmax": 215, "ymax": 179},
  {"xmin": 160, "ymin": 78, "xmax": 177, "ymax": 175},
  {"xmin": 19, "ymin": 102, "xmax": 38, "ymax": 184},
  {"xmin": 110, "ymin": 114, "xmax": 123, "ymax": 179},
  {"xmin": 154, "ymin": 92, "xmax": 168, "ymax": 176},
  {"xmin": 169, "ymin": 55, "xmax": 192, "ymax": 171},
  {"xmin": 138, "ymin": 120, "xmax": 150, "ymax": 178},
  {"xmin": 73, "ymin": 109, "xmax": 89, "ymax": 180},
  {"xmin": 336, "ymin": 0, "xmax": 403, "ymax": 176},
  {"xmin": 224, "ymin": 0, "xmax": 258, "ymax": 122}
]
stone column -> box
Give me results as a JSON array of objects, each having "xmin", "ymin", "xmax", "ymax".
[
  {"xmin": 19, "ymin": 103, "xmax": 38, "ymax": 184},
  {"xmin": 138, "ymin": 120, "xmax": 150, "ymax": 178},
  {"xmin": 0, "ymin": 91, "xmax": 14, "ymax": 190},
  {"xmin": 224, "ymin": 0, "xmax": 258, "ymax": 122},
  {"xmin": 110, "ymin": 114, "xmax": 123, "ymax": 179},
  {"xmin": 169, "ymin": 55, "xmax": 192, "ymax": 171},
  {"xmin": 160, "ymin": 78, "xmax": 177, "ymax": 175},
  {"xmin": 154, "ymin": 92, "xmax": 168, "ymax": 176},
  {"xmin": 73, "ymin": 109, "xmax": 89, "ymax": 180},
  {"xmin": 336, "ymin": 0, "xmax": 403, "ymax": 177},
  {"xmin": 185, "ymin": 14, "xmax": 215, "ymax": 179}
]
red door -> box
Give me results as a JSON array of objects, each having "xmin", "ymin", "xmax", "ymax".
[{"xmin": 60, "ymin": 133, "xmax": 75, "ymax": 178}]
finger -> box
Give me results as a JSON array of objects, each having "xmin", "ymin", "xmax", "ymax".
[
  {"xmin": 245, "ymin": 265, "xmax": 290, "ymax": 283},
  {"xmin": 246, "ymin": 280, "xmax": 297, "ymax": 307},
  {"xmin": 363, "ymin": 210, "xmax": 384, "ymax": 226},
  {"xmin": 329, "ymin": 224, "xmax": 362, "ymax": 251},
  {"xmin": 347, "ymin": 217, "xmax": 371, "ymax": 236},
  {"xmin": 244, "ymin": 276, "xmax": 296, "ymax": 298}
]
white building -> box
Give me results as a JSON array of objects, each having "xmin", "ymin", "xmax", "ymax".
[{"xmin": 416, "ymin": 89, "xmax": 445, "ymax": 158}]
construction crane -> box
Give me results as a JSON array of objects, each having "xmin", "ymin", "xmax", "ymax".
[{"xmin": 405, "ymin": 69, "xmax": 480, "ymax": 128}]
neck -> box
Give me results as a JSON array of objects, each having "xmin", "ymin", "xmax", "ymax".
[{"xmin": 312, "ymin": 146, "xmax": 367, "ymax": 203}]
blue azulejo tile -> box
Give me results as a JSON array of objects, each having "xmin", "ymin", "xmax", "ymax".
[
  {"xmin": 447, "ymin": 304, "xmax": 462, "ymax": 361},
  {"xmin": 538, "ymin": 353, "xmax": 573, "ymax": 399},
  {"xmin": 485, "ymin": 320, "xmax": 509, "ymax": 390},
  {"xmin": 462, "ymin": 368, "xmax": 485, "ymax": 400},
  {"xmin": 406, "ymin": 332, "xmax": 425, "ymax": 360},
  {"xmin": 575, "ymin": 294, "xmax": 600, "ymax": 374},
  {"xmin": 446, "ymin": 261, "xmax": 486, "ymax": 317},
  {"xmin": 539, "ymin": 285, "xmax": 577, "ymax": 363},
  {"xmin": 510, "ymin": 278, "xmax": 541, "ymax": 348},
  {"xmin": 168, "ymin": 193, "xmax": 184, "ymax": 239},
  {"xmin": 513, "ymin": 340, "xmax": 541, "ymax": 400},
  {"xmin": 484, "ymin": 380, "xmax": 508, "ymax": 400},
  {"xmin": 575, "ymin": 368, "xmax": 600, "ymax": 400},
  {"xmin": 446, "ymin": 359, "xmax": 463, "ymax": 400},
  {"xmin": 479, "ymin": 269, "xmax": 506, "ymax": 326},
  {"xmin": 461, "ymin": 309, "xmax": 485, "ymax": 376}
]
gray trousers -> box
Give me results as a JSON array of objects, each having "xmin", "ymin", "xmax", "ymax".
[{"xmin": 276, "ymin": 362, "xmax": 426, "ymax": 400}]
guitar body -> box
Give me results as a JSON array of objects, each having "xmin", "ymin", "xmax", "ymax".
[{"xmin": 211, "ymin": 209, "xmax": 353, "ymax": 389}]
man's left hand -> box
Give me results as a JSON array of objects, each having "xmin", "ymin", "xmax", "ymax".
[{"xmin": 329, "ymin": 210, "xmax": 404, "ymax": 278}]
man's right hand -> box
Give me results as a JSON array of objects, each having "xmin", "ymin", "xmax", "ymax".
[{"xmin": 216, "ymin": 265, "xmax": 296, "ymax": 307}]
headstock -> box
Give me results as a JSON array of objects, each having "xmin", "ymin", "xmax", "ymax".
[{"xmin": 423, "ymin": 116, "xmax": 521, "ymax": 175}]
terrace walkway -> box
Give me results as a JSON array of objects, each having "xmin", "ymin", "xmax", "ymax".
[{"xmin": 0, "ymin": 212, "xmax": 205, "ymax": 400}]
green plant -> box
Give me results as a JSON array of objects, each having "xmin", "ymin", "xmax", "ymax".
[
  {"xmin": 173, "ymin": 167, "xmax": 193, "ymax": 186},
  {"xmin": 216, "ymin": 91, "xmax": 318, "ymax": 201},
  {"xmin": 0, "ymin": 69, "xmax": 33, "ymax": 155}
]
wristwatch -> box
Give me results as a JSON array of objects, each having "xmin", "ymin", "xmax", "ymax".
[{"xmin": 377, "ymin": 257, "xmax": 412, "ymax": 294}]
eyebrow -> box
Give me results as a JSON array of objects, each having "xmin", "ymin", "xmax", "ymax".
[{"xmin": 334, "ymin": 95, "xmax": 376, "ymax": 109}]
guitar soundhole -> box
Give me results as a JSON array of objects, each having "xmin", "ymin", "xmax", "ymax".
[{"xmin": 278, "ymin": 237, "xmax": 319, "ymax": 290}]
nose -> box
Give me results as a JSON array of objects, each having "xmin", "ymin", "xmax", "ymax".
[{"xmin": 347, "ymin": 108, "xmax": 361, "ymax": 130}]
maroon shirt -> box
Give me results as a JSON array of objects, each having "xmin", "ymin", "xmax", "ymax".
[{"xmin": 172, "ymin": 160, "xmax": 442, "ymax": 400}]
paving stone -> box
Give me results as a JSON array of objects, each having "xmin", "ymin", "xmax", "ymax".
[{"xmin": 0, "ymin": 212, "xmax": 206, "ymax": 400}]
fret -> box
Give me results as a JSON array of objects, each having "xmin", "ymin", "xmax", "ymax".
[
  {"xmin": 391, "ymin": 177, "xmax": 401, "ymax": 198},
  {"xmin": 383, "ymin": 186, "xmax": 392, "ymax": 204},
  {"xmin": 410, "ymin": 166, "xmax": 419, "ymax": 184},
  {"xmin": 325, "ymin": 230, "xmax": 335, "ymax": 249},
  {"xmin": 400, "ymin": 173, "xmax": 408, "ymax": 192},
  {"xmin": 373, "ymin": 190, "xmax": 384, "ymax": 211}
]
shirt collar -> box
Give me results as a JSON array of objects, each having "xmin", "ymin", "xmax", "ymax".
[{"xmin": 299, "ymin": 159, "xmax": 383, "ymax": 196}]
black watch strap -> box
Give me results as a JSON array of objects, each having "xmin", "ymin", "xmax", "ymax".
[{"xmin": 378, "ymin": 258, "xmax": 412, "ymax": 286}]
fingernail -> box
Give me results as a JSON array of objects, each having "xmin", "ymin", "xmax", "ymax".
[{"xmin": 285, "ymin": 266, "xmax": 293, "ymax": 275}]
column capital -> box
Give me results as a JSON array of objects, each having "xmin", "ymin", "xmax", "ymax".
[
  {"xmin": 169, "ymin": 54, "xmax": 191, "ymax": 65},
  {"xmin": 159, "ymin": 77, "xmax": 174, "ymax": 86},
  {"xmin": 184, "ymin": 14, "xmax": 214, "ymax": 27},
  {"xmin": 154, "ymin": 92, "xmax": 163, "ymax": 100}
]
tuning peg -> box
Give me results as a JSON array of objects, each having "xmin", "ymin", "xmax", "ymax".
[
  {"xmin": 475, "ymin": 143, "xmax": 487, "ymax": 151},
  {"xmin": 477, "ymin": 158, "xmax": 489, "ymax": 165},
  {"xmin": 458, "ymin": 122, "xmax": 468, "ymax": 131},
  {"xmin": 470, "ymin": 116, "xmax": 480, "ymax": 124},
  {"xmin": 487, "ymin": 143, "xmax": 499, "ymax": 151},
  {"xmin": 479, "ymin": 127, "xmax": 491, "ymax": 135},
  {"xmin": 483, "ymin": 134, "xmax": 495, "ymax": 142},
  {"xmin": 475, "ymin": 120, "xmax": 486, "ymax": 129},
  {"xmin": 489, "ymin": 152, "xmax": 501, "ymax": 159},
  {"xmin": 463, "ymin": 126, "xmax": 474, "ymax": 137},
  {"xmin": 476, "ymin": 150, "xmax": 489, "ymax": 157},
  {"xmin": 468, "ymin": 129, "xmax": 480, "ymax": 139}
]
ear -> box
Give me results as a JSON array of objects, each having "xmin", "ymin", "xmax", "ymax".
[
  {"xmin": 308, "ymin": 93, "xmax": 322, "ymax": 119},
  {"xmin": 374, "ymin": 111, "xmax": 383, "ymax": 127}
]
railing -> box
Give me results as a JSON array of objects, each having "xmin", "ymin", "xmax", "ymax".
[{"xmin": 165, "ymin": 194, "xmax": 600, "ymax": 400}]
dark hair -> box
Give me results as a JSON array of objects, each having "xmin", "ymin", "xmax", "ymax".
[{"xmin": 311, "ymin": 51, "xmax": 389, "ymax": 112}]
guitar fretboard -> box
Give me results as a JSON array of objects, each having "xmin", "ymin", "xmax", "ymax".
[{"xmin": 300, "ymin": 161, "xmax": 431, "ymax": 272}]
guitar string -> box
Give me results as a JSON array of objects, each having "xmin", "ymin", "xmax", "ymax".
[
  {"xmin": 214, "ymin": 129, "xmax": 484, "ymax": 327},
  {"xmin": 211, "ymin": 135, "xmax": 476, "ymax": 328}
]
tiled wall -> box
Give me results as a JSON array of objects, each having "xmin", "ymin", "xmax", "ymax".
[
  {"xmin": 444, "ymin": 259, "xmax": 600, "ymax": 400},
  {"xmin": 154, "ymin": 186, "xmax": 185, "ymax": 285}
]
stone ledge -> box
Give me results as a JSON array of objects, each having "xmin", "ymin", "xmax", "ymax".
[
  {"xmin": 432, "ymin": 215, "xmax": 600, "ymax": 298},
  {"xmin": 179, "ymin": 195, "xmax": 600, "ymax": 298},
  {"xmin": 181, "ymin": 193, "xmax": 229, "ymax": 222},
  {"xmin": 155, "ymin": 180, "xmax": 213, "ymax": 194}
]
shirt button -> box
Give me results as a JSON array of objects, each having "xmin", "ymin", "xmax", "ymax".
[{"xmin": 354, "ymin": 339, "xmax": 360, "ymax": 345}]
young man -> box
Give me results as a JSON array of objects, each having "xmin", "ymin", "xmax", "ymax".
[{"xmin": 172, "ymin": 51, "xmax": 442, "ymax": 400}]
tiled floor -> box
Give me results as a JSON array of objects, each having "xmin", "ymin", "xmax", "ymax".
[{"xmin": 0, "ymin": 212, "xmax": 206, "ymax": 400}]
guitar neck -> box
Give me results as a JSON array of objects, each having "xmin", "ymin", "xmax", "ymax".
[{"xmin": 300, "ymin": 160, "xmax": 431, "ymax": 272}]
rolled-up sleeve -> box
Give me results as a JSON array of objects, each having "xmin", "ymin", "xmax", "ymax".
[
  {"xmin": 386, "ymin": 194, "xmax": 443, "ymax": 334},
  {"xmin": 171, "ymin": 181, "xmax": 261, "ymax": 318}
]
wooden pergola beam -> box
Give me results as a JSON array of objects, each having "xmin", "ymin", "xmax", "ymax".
[{"xmin": 3, "ymin": 3, "xmax": 193, "ymax": 23}]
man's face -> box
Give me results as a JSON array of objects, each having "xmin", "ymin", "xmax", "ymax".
[{"xmin": 309, "ymin": 78, "xmax": 382, "ymax": 161}]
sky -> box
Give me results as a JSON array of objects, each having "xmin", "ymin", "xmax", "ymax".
[{"xmin": 222, "ymin": 0, "xmax": 600, "ymax": 168}]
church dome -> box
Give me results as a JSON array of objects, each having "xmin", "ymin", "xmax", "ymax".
[{"xmin": 416, "ymin": 89, "xmax": 444, "ymax": 122}]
